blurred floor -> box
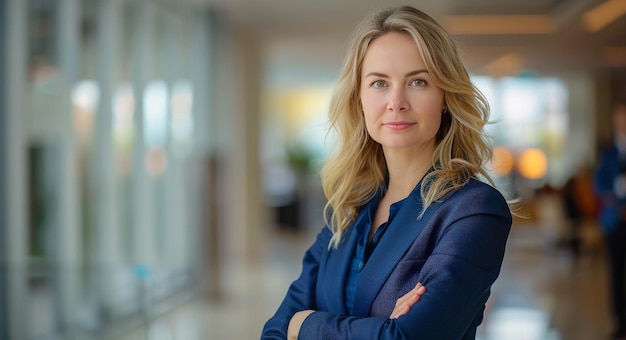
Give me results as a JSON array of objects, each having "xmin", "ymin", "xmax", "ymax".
[{"xmin": 111, "ymin": 220, "xmax": 612, "ymax": 340}]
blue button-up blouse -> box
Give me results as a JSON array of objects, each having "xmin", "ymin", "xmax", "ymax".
[{"xmin": 344, "ymin": 189, "xmax": 408, "ymax": 314}]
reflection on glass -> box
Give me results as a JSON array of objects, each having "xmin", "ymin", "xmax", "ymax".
[
  {"xmin": 145, "ymin": 147, "xmax": 168, "ymax": 176},
  {"xmin": 170, "ymin": 80, "xmax": 194, "ymax": 157},
  {"xmin": 114, "ymin": 82, "xmax": 135, "ymax": 176},
  {"xmin": 72, "ymin": 80, "xmax": 99, "ymax": 144},
  {"xmin": 144, "ymin": 80, "xmax": 168, "ymax": 148}
]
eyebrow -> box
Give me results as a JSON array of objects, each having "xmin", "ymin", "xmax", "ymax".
[{"xmin": 364, "ymin": 69, "xmax": 428, "ymax": 78}]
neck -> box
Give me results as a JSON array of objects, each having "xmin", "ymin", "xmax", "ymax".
[{"xmin": 384, "ymin": 146, "xmax": 435, "ymax": 200}]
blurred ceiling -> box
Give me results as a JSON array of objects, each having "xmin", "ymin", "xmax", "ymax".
[{"xmin": 191, "ymin": 0, "xmax": 626, "ymax": 77}]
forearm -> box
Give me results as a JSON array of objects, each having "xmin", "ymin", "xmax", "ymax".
[
  {"xmin": 294, "ymin": 288, "xmax": 488, "ymax": 340},
  {"xmin": 300, "ymin": 312, "xmax": 390, "ymax": 339},
  {"xmin": 287, "ymin": 310, "xmax": 315, "ymax": 340}
]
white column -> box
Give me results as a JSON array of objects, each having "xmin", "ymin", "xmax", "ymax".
[
  {"xmin": 161, "ymin": 10, "xmax": 180, "ymax": 273},
  {"xmin": 229, "ymin": 30, "xmax": 264, "ymax": 266},
  {"xmin": 130, "ymin": 0, "xmax": 155, "ymax": 269},
  {"xmin": 92, "ymin": 0, "xmax": 120, "ymax": 315},
  {"xmin": 57, "ymin": 0, "xmax": 79, "ymax": 85},
  {"xmin": 219, "ymin": 24, "xmax": 265, "ymax": 296},
  {"xmin": 189, "ymin": 10, "xmax": 217, "ymax": 297},
  {"xmin": 54, "ymin": 0, "xmax": 81, "ymax": 334},
  {"xmin": 212, "ymin": 15, "xmax": 236, "ymax": 296},
  {"xmin": 0, "ymin": 1, "xmax": 7, "ymax": 336},
  {"xmin": 5, "ymin": 0, "xmax": 28, "ymax": 338}
]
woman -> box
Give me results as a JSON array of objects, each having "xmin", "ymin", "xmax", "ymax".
[{"xmin": 261, "ymin": 6, "xmax": 512, "ymax": 340}]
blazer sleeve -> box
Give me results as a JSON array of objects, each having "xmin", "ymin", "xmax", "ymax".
[
  {"xmin": 298, "ymin": 187, "xmax": 511, "ymax": 339},
  {"xmin": 260, "ymin": 227, "xmax": 332, "ymax": 339}
]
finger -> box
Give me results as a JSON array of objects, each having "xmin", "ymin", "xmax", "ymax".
[
  {"xmin": 394, "ymin": 292, "xmax": 414, "ymax": 308},
  {"xmin": 390, "ymin": 305, "xmax": 409, "ymax": 319},
  {"xmin": 396, "ymin": 283, "xmax": 425, "ymax": 306},
  {"xmin": 397, "ymin": 293, "xmax": 418, "ymax": 306},
  {"xmin": 414, "ymin": 282, "xmax": 426, "ymax": 294},
  {"xmin": 391, "ymin": 284, "xmax": 427, "ymax": 319},
  {"xmin": 390, "ymin": 283, "xmax": 428, "ymax": 319},
  {"xmin": 391, "ymin": 293, "xmax": 419, "ymax": 318}
]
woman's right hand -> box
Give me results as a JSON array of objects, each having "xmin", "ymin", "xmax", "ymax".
[{"xmin": 389, "ymin": 282, "xmax": 426, "ymax": 319}]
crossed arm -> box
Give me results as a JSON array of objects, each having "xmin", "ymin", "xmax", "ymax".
[
  {"xmin": 287, "ymin": 283, "xmax": 427, "ymax": 339},
  {"xmin": 262, "ymin": 194, "xmax": 511, "ymax": 339}
]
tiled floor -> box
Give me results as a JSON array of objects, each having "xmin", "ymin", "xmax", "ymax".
[
  {"xmin": 480, "ymin": 222, "xmax": 611, "ymax": 340},
  {"xmin": 113, "ymin": 217, "xmax": 613, "ymax": 340}
]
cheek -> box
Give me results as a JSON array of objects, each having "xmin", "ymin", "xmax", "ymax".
[
  {"xmin": 362, "ymin": 111, "xmax": 377, "ymax": 135},
  {"xmin": 360, "ymin": 97, "xmax": 380, "ymax": 125},
  {"xmin": 431, "ymin": 110, "xmax": 443, "ymax": 130},
  {"xmin": 361, "ymin": 95, "xmax": 384, "ymax": 113},
  {"xmin": 416, "ymin": 96, "xmax": 444, "ymax": 123},
  {"xmin": 361, "ymin": 110, "xmax": 382, "ymax": 141}
]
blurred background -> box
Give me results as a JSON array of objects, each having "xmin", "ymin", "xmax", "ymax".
[{"xmin": 1, "ymin": 0, "xmax": 626, "ymax": 339}]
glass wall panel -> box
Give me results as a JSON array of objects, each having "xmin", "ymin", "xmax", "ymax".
[{"xmin": 20, "ymin": 0, "xmax": 209, "ymax": 337}]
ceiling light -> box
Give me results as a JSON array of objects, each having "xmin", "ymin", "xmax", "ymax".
[
  {"xmin": 583, "ymin": 0, "xmax": 626, "ymax": 32},
  {"xmin": 483, "ymin": 53, "xmax": 524, "ymax": 77},
  {"xmin": 444, "ymin": 15, "xmax": 553, "ymax": 35}
]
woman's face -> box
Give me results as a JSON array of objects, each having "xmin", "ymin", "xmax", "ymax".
[{"xmin": 360, "ymin": 32, "xmax": 445, "ymax": 155}]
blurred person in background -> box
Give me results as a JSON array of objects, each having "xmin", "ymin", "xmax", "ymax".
[
  {"xmin": 561, "ymin": 167, "xmax": 597, "ymax": 258},
  {"xmin": 594, "ymin": 99, "xmax": 626, "ymax": 339},
  {"xmin": 261, "ymin": 6, "xmax": 513, "ymax": 339}
]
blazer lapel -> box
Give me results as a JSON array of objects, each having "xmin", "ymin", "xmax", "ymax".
[
  {"xmin": 319, "ymin": 209, "xmax": 364, "ymax": 314},
  {"xmin": 352, "ymin": 191, "xmax": 442, "ymax": 316}
]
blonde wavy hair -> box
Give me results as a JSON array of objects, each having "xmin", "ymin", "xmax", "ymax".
[{"xmin": 321, "ymin": 6, "xmax": 499, "ymax": 248}]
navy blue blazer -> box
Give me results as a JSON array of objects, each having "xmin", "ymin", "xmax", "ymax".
[{"xmin": 261, "ymin": 179, "xmax": 512, "ymax": 339}]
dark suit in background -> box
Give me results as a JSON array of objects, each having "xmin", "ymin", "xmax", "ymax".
[{"xmin": 595, "ymin": 143, "xmax": 626, "ymax": 337}]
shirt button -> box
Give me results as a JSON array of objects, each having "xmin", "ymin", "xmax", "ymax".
[{"xmin": 358, "ymin": 261, "xmax": 364, "ymax": 270}]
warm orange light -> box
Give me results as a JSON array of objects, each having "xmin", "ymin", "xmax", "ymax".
[
  {"xmin": 583, "ymin": 0, "xmax": 626, "ymax": 32},
  {"xmin": 491, "ymin": 146, "xmax": 515, "ymax": 176},
  {"xmin": 483, "ymin": 53, "xmax": 524, "ymax": 77},
  {"xmin": 444, "ymin": 15, "xmax": 553, "ymax": 35},
  {"xmin": 517, "ymin": 148, "xmax": 548, "ymax": 180}
]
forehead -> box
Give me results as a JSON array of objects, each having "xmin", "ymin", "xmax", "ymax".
[{"xmin": 361, "ymin": 32, "xmax": 425, "ymax": 72}]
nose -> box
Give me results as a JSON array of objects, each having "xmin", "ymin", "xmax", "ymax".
[{"xmin": 387, "ymin": 87, "xmax": 409, "ymax": 112}]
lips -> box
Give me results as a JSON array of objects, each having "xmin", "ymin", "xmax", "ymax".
[{"xmin": 383, "ymin": 122, "xmax": 415, "ymax": 130}]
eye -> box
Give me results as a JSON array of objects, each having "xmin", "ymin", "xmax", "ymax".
[
  {"xmin": 409, "ymin": 79, "xmax": 427, "ymax": 87},
  {"xmin": 371, "ymin": 80, "xmax": 387, "ymax": 89}
]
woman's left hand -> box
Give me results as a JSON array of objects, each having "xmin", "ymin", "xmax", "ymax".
[
  {"xmin": 389, "ymin": 282, "xmax": 427, "ymax": 319},
  {"xmin": 288, "ymin": 310, "xmax": 316, "ymax": 339}
]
